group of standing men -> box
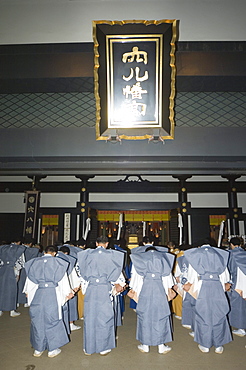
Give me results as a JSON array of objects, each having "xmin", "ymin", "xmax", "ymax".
[{"xmin": 0, "ymin": 235, "xmax": 245, "ymax": 358}]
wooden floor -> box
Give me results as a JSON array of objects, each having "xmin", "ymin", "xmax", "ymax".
[{"xmin": 0, "ymin": 298, "xmax": 245, "ymax": 370}]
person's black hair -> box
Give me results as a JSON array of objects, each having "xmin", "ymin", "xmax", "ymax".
[
  {"xmin": 229, "ymin": 237, "xmax": 241, "ymax": 246},
  {"xmin": 23, "ymin": 238, "xmax": 35, "ymax": 246},
  {"xmin": 45, "ymin": 245, "xmax": 58, "ymax": 254},
  {"xmin": 142, "ymin": 236, "xmax": 155, "ymax": 244},
  {"xmin": 167, "ymin": 240, "xmax": 176, "ymax": 247},
  {"xmin": 96, "ymin": 236, "xmax": 108, "ymax": 244},
  {"xmin": 76, "ymin": 238, "xmax": 86, "ymax": 247},
  {"xmin": 59, "ymin": 245, "xmax": 70, "ymax": 254},
  {"xmin": 12, "ymin": 236, "xmax": 24, "ymax": 244}
]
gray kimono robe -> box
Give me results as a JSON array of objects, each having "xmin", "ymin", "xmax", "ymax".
[
  {"xmin": 130, "ymin": 249, "xmax": 175, "ymax": 346},
  {"xmin": 24, "ymin": 255, "xmax": 71, "ymax": 352},
  {"xmin": 227, "ymin": 247, "xmax": 246, "ymax": 329},
  {"xmin": 0, "ymin": 243, "xmax": 26, "ymax": 311},
  {"xmin": 185, "ymin": 245, "xmax": 232, "ymax": 348},
  {"xmin": 77, "ymin": 247, "xmax": 124, "ymax": 354}
]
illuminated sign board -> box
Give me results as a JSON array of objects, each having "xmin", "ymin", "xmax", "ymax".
[{"xmin": 93, "ymin": 20, "xmax": 177, "ymax": 141}]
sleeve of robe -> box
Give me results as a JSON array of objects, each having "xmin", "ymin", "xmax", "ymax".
[
  {"xmin": 235, "ymin": 267, "xmax": 246, "ymax": 298},
  {"xmin": 23, "ymin": 276, "xmax": 38, "ymax": 306},
  {"xmin": 130, "ymin": 265, "xmax": 174, "ymax": 297},
  {"xmin": 162, "ymin": 273, "xmax": 176, "ymax": 295},
  {"xmin": 219, "ymin": 267, "xmax": 230, "ymax": 291},
  {"xmin": 187, "ymin": 264, "xmax": 202, "ymax": 295},
  {"xmin": 174, "ymin": 262, "xmax": 181, "ymax": 278},
  {"xmin": 56, "ymin": 273, "xmax": 72, "ymax": 308},
  {"xmin": 24, "ymin": 273, "xmax": 72, "ymax": 319},
  {"xmin": 129, "ymin": 264, "xmax": 143, "ymax": 297},
  {"xmin": 69, "ymin": 268, "xmax": 81, "ymax": 290},
  {"xmin": 80, "ymin": 276, "xmax": 89, "ymax": 295}
]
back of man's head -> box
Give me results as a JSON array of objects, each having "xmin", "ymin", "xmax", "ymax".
[
  {"xmin": 229, "ymin": 237, "xmax": 241, "ymax": 247},
  {"xmin": 142, "ymin": 236, "xmax": 154, "ymax": 245},
  {"xmin": 96, "ymin": 236, "xmax": 108, "ymax": 245},
  {"xmin": 59, "ymin": 245, "xmax": 70, "ymax": 255},
  {"xmin": 45, "ymin": 245, "xmax": 58, "ymax": 254}
]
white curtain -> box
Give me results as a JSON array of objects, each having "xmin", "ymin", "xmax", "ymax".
[
  {"xmin": 178, "ymin": 213, "xmax": 183, "ymax": 246},
  {"xmin": 217, "ymin": 220, "xmax": 225, "ymax": 247},
  {"xmin": 117, "ymin": 213, "xmax": 123, "ymax": 240},
  {"xmin": 142, "ymin": 221, "xmax": 146, "ymax": 237},
  {"xmin": 83, "ymin": 218, "xmax": 91, "ymax": 240}
]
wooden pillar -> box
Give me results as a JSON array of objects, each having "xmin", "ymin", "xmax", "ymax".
[{"xmin": 222, "ymin": 175, "xmax": 241, "ymax": 236}]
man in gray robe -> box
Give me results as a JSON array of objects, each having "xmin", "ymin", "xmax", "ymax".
[
  {"xmin": 128, "ymin": 245, "xmax": 176, "ymax": 354},
  {"xmin": 24, "ymin": 245, "xmax": 74, "ymax": 358},
  {"xmin": 77, "ymin": 236, "xmax": 125, "ymax": 356},
  {"xmin": 227, "ymin": 237, "xmax": 246, "ymax": 337},
  {"xmin": 0, "ymin": 241, "xmax": 26, "ymax": 317},
  {"xmin": 184, "ymin": 240, "xmax": 232, "ymax": 354}
]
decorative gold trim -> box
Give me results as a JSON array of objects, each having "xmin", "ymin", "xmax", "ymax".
[
  {"xmin": 93, "ymin": 21, "xmax": 101, "ymax": 139},
  {"xmin": 93, "ymin": 19, "xmax": 177, "ymax": 141},
  {"xmin": 168, "ymin": 20, "xmax": 177, "ymax": 140}
]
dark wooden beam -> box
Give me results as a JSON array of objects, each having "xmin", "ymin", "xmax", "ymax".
[
  {"xmin": 1, "ymin": 155, "xmax": 246, "ymax": 176},
  {"xmin": 1, "ymin": 180, "xmax": 246, "ymax": 193}
]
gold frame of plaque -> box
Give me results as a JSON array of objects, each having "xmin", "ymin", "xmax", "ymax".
[{"xmin": 93, "ymin": 19, "xmax": 177, "ymax": 141}]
